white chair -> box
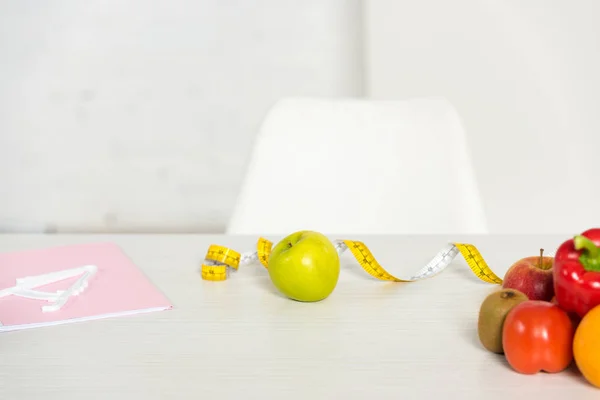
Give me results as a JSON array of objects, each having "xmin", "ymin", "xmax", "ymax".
[{"xmin": 226, "ymin": 97, "xmax": 488, "ymax": 235}]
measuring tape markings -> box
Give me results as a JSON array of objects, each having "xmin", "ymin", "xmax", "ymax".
[
  {"xmin": 200, "ymin": 237, "xmax": 554, "ymax": 285},
  {"xmin": 257, "ymin": 238, "xmax": 272, "ymax": 269},
  {"xmin": 200, "ymin": 245, "xmax": 241, "ymax": 281}
]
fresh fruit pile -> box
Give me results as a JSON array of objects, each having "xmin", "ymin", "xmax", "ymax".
[{"xmin": 477, "ymin": 228, "xmax": 600, "ymax": 388}]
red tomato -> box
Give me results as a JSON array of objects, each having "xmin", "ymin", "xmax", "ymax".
[{"xmin": 502, "ymin": 300, "xmax": 575, "ymax": 374}]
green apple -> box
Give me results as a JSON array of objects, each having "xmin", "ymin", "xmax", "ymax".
[{"xmin": 268, "ymin": 230, "xmax": 340, "ymax": 302}]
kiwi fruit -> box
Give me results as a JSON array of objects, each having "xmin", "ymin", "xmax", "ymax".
[{"xmin": 477, "ymin": 288, "xmax": 528, "ymax": 353}]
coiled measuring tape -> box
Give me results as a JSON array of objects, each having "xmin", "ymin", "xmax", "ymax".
[{"xmin": 200, "ymin": 237, "xmax": 555, "ymax": 284}]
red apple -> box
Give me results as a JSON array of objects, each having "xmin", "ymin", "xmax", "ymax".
[{"xmin": 502, "ymin": 249, "xmax": 554, "ymax": 301}]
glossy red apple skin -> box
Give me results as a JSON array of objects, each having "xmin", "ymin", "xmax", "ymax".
[{"xmin": 502, "ymin": 255, "xmax": 554, "ymax": 302}]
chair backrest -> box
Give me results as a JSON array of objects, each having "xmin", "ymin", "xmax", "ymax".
[{"xmin": 226, "ymin": 97, "xmax": 488, "ymax": 236}]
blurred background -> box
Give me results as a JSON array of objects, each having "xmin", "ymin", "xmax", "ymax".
[{"xmin": 1, "ymin": 0, "xmax": 599, "ymax": 235}]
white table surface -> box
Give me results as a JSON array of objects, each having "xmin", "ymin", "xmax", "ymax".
[{"xmin": 1, "ymin": 233, "xmax": 598, "ymax": 399}]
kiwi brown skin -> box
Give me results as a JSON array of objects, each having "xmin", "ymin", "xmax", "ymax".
[{"xmin": 478, "ymin": 288, "xmax": 529, "ymax": 354}]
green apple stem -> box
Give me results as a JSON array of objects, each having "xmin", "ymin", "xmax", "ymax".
[
  {"xmin": 574, "ymin": 235, "xmax": 600, "ymax": 272},
  {"xmin": 287, "ymin": 241, "xmax": 293, "ymax": 249}
]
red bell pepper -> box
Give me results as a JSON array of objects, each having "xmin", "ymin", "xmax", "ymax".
[{"xmin": 553, "ymin": 228, "xmax": 600, "ymax": 318}]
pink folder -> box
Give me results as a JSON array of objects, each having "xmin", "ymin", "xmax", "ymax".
[{"xmin": 0, "ymin": 242, "xmax": 172, "ymax": 332}]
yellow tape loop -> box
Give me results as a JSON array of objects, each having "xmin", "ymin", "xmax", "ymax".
[
  {"xmin": 454, "ymin": 243, "xmax": 503, "ymax": 284},
  {"xmin": 256, "ymin": 238, "xmax": 272, "ymax": 269},
  {"xmin": 342, "ymin": 240, "xmax": 408, "ymax": 282},
  {"xmin": 200, "ymin": 245, "xmax": 241, "ymax": 282},
  {"xmin": 200, "ymin": 237, "xmax": 507, "ymax": 285}
]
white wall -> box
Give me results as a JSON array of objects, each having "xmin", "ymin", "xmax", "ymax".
[
  {"xmin": 0, "ymin": 0, "xmax": 363, "ymax": 233},
  {"xmin": 3, "ymin": 1, "xmax": 600, "ymax": 235},
  {"xmin": 364, "ymin": 0, "xmax": 600, "ymax": 234}
]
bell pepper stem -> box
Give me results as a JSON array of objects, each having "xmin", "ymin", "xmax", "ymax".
[
  {"xmin": 574, "ymin": 235, "xmax": 600, "ymax": 257},
  {"xmin": 574, "ymin": 235, "xmax": 600, "ymax": 272}
]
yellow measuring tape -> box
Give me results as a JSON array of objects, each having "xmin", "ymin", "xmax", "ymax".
[{"xmin": 199, "ymin": 236, "xmax": 547, "ymax": 285}]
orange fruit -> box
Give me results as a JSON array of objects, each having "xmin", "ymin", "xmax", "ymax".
[{"xmin": 573, "ymin": 304, "xmax": 600, "ymax": 388}]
